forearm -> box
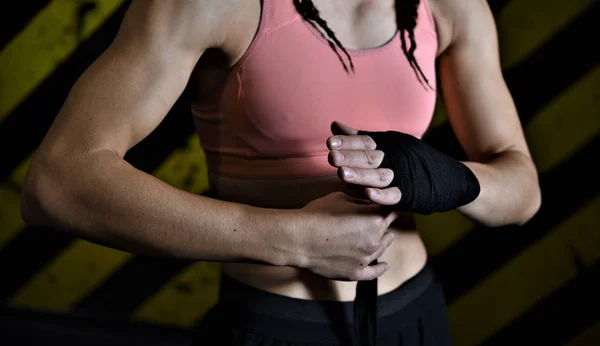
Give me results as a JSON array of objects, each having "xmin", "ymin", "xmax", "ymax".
[
  {"xmin": 459, "ymin": 150, "xmax": 541, "ymax": 227},
  {"xmin": 21, "ymin": 149, "xmax": 291, "ymax": 265}
]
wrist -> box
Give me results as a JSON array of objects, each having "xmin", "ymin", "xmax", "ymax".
[
  {"xmin": 242, "ymin": 205, "xmax": 306, "ymax": 268},
  {"xmin": 272, "ymin": 208, "xmax": 309, "ymax": 269}
]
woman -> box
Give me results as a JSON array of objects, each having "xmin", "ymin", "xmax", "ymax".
[{"xmin": 20, "ymin": 0, "xmax": 541, "ymax": 345}]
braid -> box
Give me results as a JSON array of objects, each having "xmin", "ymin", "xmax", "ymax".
[
  {"xmin": 293, "ymin": 0, "xmax": 354, "ymax": 72},
  {"xmin": 293, "ymin": 0, "xmax": 433, "ymax": 90},
  {"xmin": 396, "ymin": 0, "xmax": 434, "ymax": 90}
]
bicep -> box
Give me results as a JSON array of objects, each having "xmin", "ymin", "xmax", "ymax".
[
  {"xmin": 39, "ymin": 0, "xmax": 221, "ymax": 159},
  {"xmin": 437, "ymin": 0, "xmax": 530, "ymax": 162}
]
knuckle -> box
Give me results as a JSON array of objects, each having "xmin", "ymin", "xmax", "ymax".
[
  {"xmin": 372, "ymin": 216, "xmax": 384, "ymax": 228},
  {"xmin": 362, "ymin": 136, "xmax": 374, "ymax": 149},
  {"xmin": 377, "ymin": 169, "xmax": 387, "ymax": 182},
  {"xmin": 365, "ymin": 151, "xmax": 377, "ymax": 165},
  {"xmin": 367, "ymin": 237, "xmax": 381, "ymax": 251}
]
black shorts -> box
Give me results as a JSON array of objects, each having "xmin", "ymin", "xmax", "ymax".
[{"xmin": 194, "ymin": 261, "xmax": 452, "ymax": 346}]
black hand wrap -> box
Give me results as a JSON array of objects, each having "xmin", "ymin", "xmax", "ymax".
[
  {"xmin": 352, "ymin": 130, "xmax": 480, "ymax": 346},
  {"xmin": 354, "ymin": 273, "xmax": 377, "ymax": 346},
  {"xmin": 358, "ymin": 130, "xmax": 480, "ymax": 214}
]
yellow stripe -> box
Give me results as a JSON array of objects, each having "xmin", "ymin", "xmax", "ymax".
[
  {"xmin": 8, "ymin": 135, "xmax": 210, "ymax": 311},
  {"xmin": 152, "ymin": 135, "xmax": 210, "ymax": 195},
  {"xmin": 497, "ymin": 0, "xmax": 596, "ymax": 68},
  {"xmin": 567, "ymin": 321, "xmax": 600, "ymax": 346},
  {"xmin": 447, "ymin": 195, "xmax": 600, "ymax": 346},
  {"xmin": 0, "ymin": 185, "xmax": 26, "ymax": 248},
  {"xmin": 10, "ymin": 241, "xmax": 132, "ymax": 311},
  {"xmin": 526, "ymin": 65, "xmax": 600, "ymax": 172},
  {"xmin": 421, "ymin": 66, "xmax": 600, "ymax": 256},
  {"xmin": 0, "ymin": 155, "xmax": 35, "ymax": 249},
  {"xmin": 133, "ymin": 261, "xmax": 221, "ymax": 327},
  {"xmin": 0, "ymin": 0, "xmax": 124, "ymax": 123}
]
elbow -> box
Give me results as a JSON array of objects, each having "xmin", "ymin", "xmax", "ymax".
[{"xmin": 517, "ymin": 183, "xmax": 542, "ymax": 226}]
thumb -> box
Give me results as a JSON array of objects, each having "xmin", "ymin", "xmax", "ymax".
[{"xmin": 331, "ymin": 121, "xmax": 359, "ymax": 135}]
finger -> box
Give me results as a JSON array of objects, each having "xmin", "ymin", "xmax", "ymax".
[
  {"xmin": 366, "ymin": 187, "xmax": 402, "ymax": 205},
  {"xmin": 329, "ymin": 150, "xmax": 384, "ymax": 168},
  {"xmin": 382, "ymin": 209, "xmax": 401, "ymax": 229},
  {"xmin": 356, "ymin": 261, "xmax": 389, "ymax": 281},
  {"xmin": 338, "ymin": 167, "xmax": 393, "ymax": 187},
  {"xmin": 327, "ymin": 135, "xmax": 377, "ymax": 150},
  {"xmin": 368, "ymin": 231, "xmax": 395, "ymax": 262},
  {"xmin": 330, "ymin": 121, "xmax": 359, "ymax": 136}
]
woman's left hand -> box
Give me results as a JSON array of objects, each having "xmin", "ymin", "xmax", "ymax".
[{"xmin": 327, "ymin": 121, "xmax": 401, "ymax": 205}]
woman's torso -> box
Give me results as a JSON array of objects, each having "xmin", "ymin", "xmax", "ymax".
[{"xmin": 188, "ymin": 0, "xmax": 443, "ymax": 301}]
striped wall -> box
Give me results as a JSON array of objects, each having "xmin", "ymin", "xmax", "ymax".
[{"xmin": 0, "ymin": 1, "xmax": 598, "ymax": 345}]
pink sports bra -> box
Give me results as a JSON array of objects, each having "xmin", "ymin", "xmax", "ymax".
[{"xmin": 192, "ymin": 0, "xmax": 438, "ymax": 179}]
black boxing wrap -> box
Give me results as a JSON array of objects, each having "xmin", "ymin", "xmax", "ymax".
[
  {"xmin": 352, "ymin": 130, "xmax": 481, "ymax": 346},
  {"xmin": 357, "ymin": 130, "xmax": 481, "ymax": 214}
]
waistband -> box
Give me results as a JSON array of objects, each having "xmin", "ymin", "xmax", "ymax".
[{"xmin": 218, "ymin": 261, "xmax": 434, "ymax": 324}]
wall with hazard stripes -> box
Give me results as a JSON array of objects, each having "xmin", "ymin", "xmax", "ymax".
[{"xmin": 0, "ymin": 0, "xmax": 598, "ymax": 345}]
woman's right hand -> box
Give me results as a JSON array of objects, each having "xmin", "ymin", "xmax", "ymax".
[{"xmin": 283, "ymin": 192, "xmax": 398, "ymax": 282}]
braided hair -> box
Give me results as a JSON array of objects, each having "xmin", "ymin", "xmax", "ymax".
[{"xmin": 293, "ymin": 0, "xmax": 433, "ymax": 90}]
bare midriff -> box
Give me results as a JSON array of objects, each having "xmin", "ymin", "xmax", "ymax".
[{"xmin": 213, "ymin": 171, "xmax": 428, "ymax": 302}]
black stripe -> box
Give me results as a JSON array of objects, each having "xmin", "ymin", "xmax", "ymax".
[
  {"xmin": 0, "ymin": 226, "xmax": 73, "ymax": 300},
  {"xmin": 434, "ymin": 135, "xmax": 600, "ymax": 303},
  {"xmin": 0, "ymin": 0, "xmax": 194, "ymax": 178},
  {"xmin": 423, "ymin": 2, "xmax": 599, "ymax": 159},
  {"xmin": 482, "ymin": 260, "xmax": 600, "ymax": 346},
  {"xmin": 0, "ymin": 2, "xmax": 129, "ymax": 181},
  {"xmin": 0, "ymin": 1, "xmax": 49, "ymax": 50},
  {"xmin": 0, "ymin": 1, "xmax": 122, "ymax": 301},
  {"xmin": 73, "ymin": 256, "xmax": 191, "ymax": 317},
  {"xmin": 430, "ymin": 2, "xmax": 600, "ymax": 302},
  {"xmin": 0, "ymin": 0, "xmax": 195, "ymax": 300}
]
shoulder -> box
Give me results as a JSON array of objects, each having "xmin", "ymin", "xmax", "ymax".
[
  {"xmin": 119, "ymin": 0, "xmax": 252, "ymax": 53},
  {"xmin": 426, "ymin": 0, "xmax": 495, "ymax": 55}
]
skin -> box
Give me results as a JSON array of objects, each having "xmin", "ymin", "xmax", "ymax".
[{"xmin": 20, "ymin": 0, "xmax": 541, "ymax": 303}]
